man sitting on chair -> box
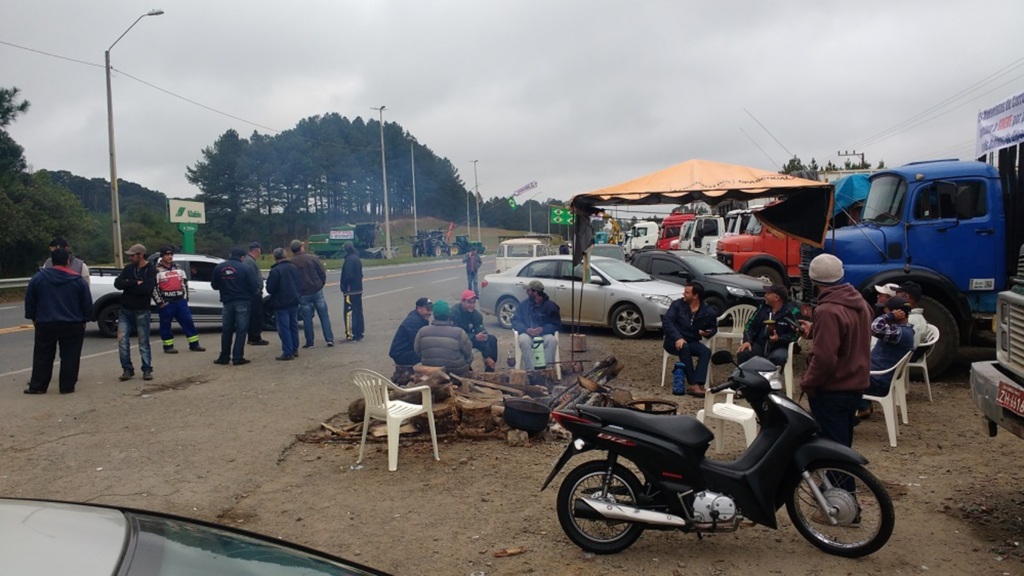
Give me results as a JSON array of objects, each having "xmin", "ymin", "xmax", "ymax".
[
  {"xmin": 736, "ymin": 285, "xmax": 801, "ymax": 367},
  {"xmin": 857, "ymin": 296, "xmax": 916, "ymax": 419},
  {"xmin": 511, "ymin": 280, "xmax": 561, "ymax": 370},
  {"xmin": 663, "ymin": 281, "xmax": 718, "ymax": 397}
]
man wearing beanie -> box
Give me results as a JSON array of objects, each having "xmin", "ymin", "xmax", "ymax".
[
  {"xmin": 414, "ymin": 300, "xmax": 473, "ymax": 375},
  {"xmin": 798, "ymin": 253, "xmax": 873, "ymax": 448}
]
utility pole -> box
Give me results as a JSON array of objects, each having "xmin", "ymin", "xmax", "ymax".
[
  {"xmin": 371, "ymin": 106, "xmax": 392, "ymax": 258},
  {"xmin": 410, "ymin": 141, "xmax": 417, "ymax": 236},
  {"xmin": 471, "ymin": 160, "xmax": 481, "ymax": 244},
  {"xmin": 838, "ymin": 149, "xmax": 866, "ymax": 169}
]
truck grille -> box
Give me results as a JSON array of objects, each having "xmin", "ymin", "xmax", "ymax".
[
  {"xmin": 799, "ymin": 244, "xmax": 823, "ymax": 304},
  {"xmin": 1006, "ymin": 301, "xmax": 1024, "ymax": 369}
]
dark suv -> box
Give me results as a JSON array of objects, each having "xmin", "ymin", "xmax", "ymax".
[{"xmin": 630, "ymin": 249, "xmax": 766, "ymax": 312}]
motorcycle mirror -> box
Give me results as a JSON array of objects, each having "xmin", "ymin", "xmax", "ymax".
[{"xmin": 711, "ymin": 350, "xmax": 733, "ymax": 366}]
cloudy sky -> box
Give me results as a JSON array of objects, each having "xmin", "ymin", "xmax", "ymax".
[{"xmin": 3, "ymin": 1, "xmax": 1023, "ymax": 210}]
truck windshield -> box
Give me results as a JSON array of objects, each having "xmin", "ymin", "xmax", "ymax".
[{"xmin": 862, "ymin": 175, "xmax": 907, "ymax": 225}]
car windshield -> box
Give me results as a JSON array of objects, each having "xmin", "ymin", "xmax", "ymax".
[
  {"xmin": 580, "ymin": 259, "xmax": 652, "ymax": 282},
  {"xmin": 862, "ymin": 175, "xmax": 906, "ymax": 225},
  {"xmin": 675, "ymin": 253, "xmax": 736, "ymax": 275}
]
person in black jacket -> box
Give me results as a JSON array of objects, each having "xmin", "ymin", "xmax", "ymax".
[
  {"xmin": 737, "ymin": 285, "xmax": 801, "ymax": 366},
  {"xmin": 662, "ymin": 281, "xmax": 719, "ymax": 397},
  {"xmin": 212, "ymin": 247, "xmax": 259, "ymax": 366},
  {"xmin": 266, "ymin": 247, "xmax": 302, "ymax": 361},
  {"xmin": 24, "ymin": 248, "xmax": 93, "ymax": 394},
  {"xmin": 389, "ymin": 297, "xmax": 433, "ymax": 369},
  {"xmin": 114, "ymin": 244, "xmax": 160, "ymax": 381},
  {"xmin": 340, "ymin": 241, "xmax": 364, "ymax": 341}
]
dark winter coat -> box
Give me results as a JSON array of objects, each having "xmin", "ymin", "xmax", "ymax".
[
  {"xmin": 212, "ymin": 256, "xmax": 259, "ymax": 303},
  {"xmin": 290, "ymin": 252, "xmax": 326, "ymax": 296},
  {"xmin": 510, "ymin": 294, "xmax": 561, "ymax": 336},
  {"xmin": 114, "ymin": 262, "xmax": 160, "ymax": 310},
  {"xmin": 266, "ymin": 260, "xmax": 302, "ymax": 310},
  {"xmin": 340, "ymin": 252, "xmax": 363, "ymax": 294},
  {"xmin": 414, "ymin": 320, "xmax": 473, "ymax": 375},
  {"xmin": 663, "ymin": 299, "xmax": 719, "ymax": 346},
  {"xmin": 25, "ymin": 267, "xmax": 93, "ymax": 323},
  {"xmin": 743, "ymin": 300, "xmax": 802, "ymax": 354},
  {"xmin": 389, "ymin": 309, "xmax": 430, "ymax": 366}
]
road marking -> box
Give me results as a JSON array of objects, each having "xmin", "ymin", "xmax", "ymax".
[
  {"xmin": 365, "ymin": 287, "xmax": 411, "ymax": 300},
  {"xmin": 431, "ymin": 276, "xmax": 459, "ymax": 284},
  {"xmin": 0, "ymin": 324, "xmax": 33, "ymax": 335},
  {"xmin": 0, "ymin": 305, "xmax": 18, "ymax": 311},
  {"xmin": 4, "ymin": 347, "xmax": 122, "ymax": 376}
]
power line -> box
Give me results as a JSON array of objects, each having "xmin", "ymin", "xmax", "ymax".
[
  {"xmin": 739, "ymin": 127, "xmax": 780, "ymax": 169},
  {"xmin": 0, "ymin": 39, "xmax": 103, "ymax": 69},
  {"xmin": 744, "ymin": 108, "xmax": 794, "ymax": 158}
]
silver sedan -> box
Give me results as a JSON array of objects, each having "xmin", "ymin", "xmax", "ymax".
[{"xmin": 478, "ymin": 255, "xmax": 682, "ymax": 338}]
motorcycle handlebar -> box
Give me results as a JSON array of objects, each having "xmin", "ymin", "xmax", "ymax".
[{"xmin": 709, "ymin": 382, "xmax": 734, "ymax": 394}]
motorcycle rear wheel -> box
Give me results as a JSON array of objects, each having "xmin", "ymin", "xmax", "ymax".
[
  {"xmin": 556, "ymin": 460, "xmax": 644, "ymax": 554},
  {"xmin": 785, "ymin": 460, "xmax": 894, "ymax": 557}
]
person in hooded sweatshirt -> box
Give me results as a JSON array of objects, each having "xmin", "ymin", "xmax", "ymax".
[
  {"xmin": 24, "ymin": 248, "xmax": 93, "ymax": 394},
  {"xmin": 798, "ymin": 253, "xmax": 873, "ymax": 448}
]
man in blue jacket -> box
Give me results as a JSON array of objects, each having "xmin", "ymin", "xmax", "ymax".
[
  {"xmin": 24, "ymin": 248, "xmax": 93, "ymax": 394},
  {"xmin": 212, "ymin": 247, "xmax": 259, "ymax": 366},
  {"xmin": 663, "ymin": 281, "xmax": 719, "ymax": 397},
  {"xmin": 266, "ymin": 247, "xmax": 302, "ymax": 361},
  {"xmin": 389, "ymin": 297, "xmax": 433, "ymax": 368},
  {"xmin": 511, "ymin": 280, "xmax": 561, "ymax": 370},
  {"xmin": 340, "ymin": 241, "xmax": 364, "ymax": 341}
]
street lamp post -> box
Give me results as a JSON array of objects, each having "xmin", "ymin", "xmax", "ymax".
[
  {"xmin": 371, "ymin": 106, "xmax": 392, "ymax": 258},
  {"xmin": 410, "ymin": 141, "xmax": 417, "ymax": 237},
  {"xmin": 106, "ymin": 8, "xmax": 163, "ymax": 268},
  {"xmin": 471, "ymin": 160, "xmax": 481, "ymax": 244}
]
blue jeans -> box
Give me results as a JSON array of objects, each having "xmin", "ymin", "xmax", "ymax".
[
  {"xmin": 118, "ymin": 308, "xmax": 152, "ymax": 372},
  {"xmin": 809, "ymin": 392, "xmax": 862, "ymax": 448},
  {"xmin": 663, "ymin": 340, "xmax": 711, "ymax": 388},
  {"xmin": 467, "ymin": 271, "xmax": 479, "ymax": 296},
  {"xmin": 275, "ymin": 306, "xmax": 299, "ymax": 357},
  {"xmin": 220, "ymin": 300, "xmax": 250, "ymax": 362},
  {"xmin": 299, "ymin": 290, "xmax": 334, "ymax": 346}
]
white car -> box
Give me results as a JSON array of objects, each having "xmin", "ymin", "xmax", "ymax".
[{"xmin": 478, "ymin": 255, "xmax": 682, "ymax": 338}]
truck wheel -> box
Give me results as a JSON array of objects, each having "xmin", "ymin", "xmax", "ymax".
[
  {"xmin": 97, "ymin": 304, "xmax": 120, "ymax": 338},
  {"xmin": 433, "ymin": 244, "xmax": 443, "ymax": 258},
  {"xmin": 450, "ymin": 245, "xmax": 461, "ymax": 256},
  {"xmin": 920, "ymin": 295, "xmax": 959, "ymax": 378},
  {"xmin": 747, "ymin": 265, "xmax": 786, "ymax": 287}
]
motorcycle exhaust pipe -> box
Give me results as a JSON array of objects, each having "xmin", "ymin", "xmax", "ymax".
[{"xmin": 575, "ymin": 497, "xmax": 689, "ymax": 528}]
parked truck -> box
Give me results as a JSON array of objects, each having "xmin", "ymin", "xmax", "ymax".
[
  {"xmin": 624, "ymin": 220, "xmax": 659, "ymax": 256},
  {"xmin": 308, "ymin": 223, "xmax": 381, "ymax": 259}
]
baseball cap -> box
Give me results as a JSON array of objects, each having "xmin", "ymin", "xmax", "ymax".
[
  {"xmin": 125, "ymin": 244, "xmax": 147, "ymax": 256},
  {"xmin": 898, "ymin": 281, "xmax": 923, "ymax": 301},
  {"xmin": 764, "ymin": 285, "xmax": 788, "ymax": 300},
  {"xmin": 249, "ymin": 241, "xmax": 262, "ymax": 250},
  {"xmin": 527, "ymin": 280, "xmax": 545, "ymax": 292},
  {"xmin": 885, "ymin": 295, "xmax": 913, "ymax": 312},
  {"xmin": 49, "ymin": 236, "xmax": 69, "ymax": 249},
  {"xmin": 230, "ymin": 246, "xmax": 247, "ymax": 259},
  {"xmin": 159, "ymin": 246, "xmax": 174, "ymax": 256},
  {"xmin": 415, "ymin": 297, "xmax": 433, "ymax": 309},
  {"xmin": 461, "ymin": 289, "xmax": 478, "ymax": 301},
  {"xmin": 289, "ymin": 239, "xmax": 303, "ymax": 253},
  {"xmin": 874, "ymin": 283, "xmax": 900, "ymax": 296}
]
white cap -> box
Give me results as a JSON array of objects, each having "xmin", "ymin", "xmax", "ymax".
[{"xmin": 874, "ymin": 283, "xmax": 900, "ymax": 296}]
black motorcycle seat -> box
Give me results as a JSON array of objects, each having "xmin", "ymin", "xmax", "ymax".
[{"xmin": 576, "ymin": 405, "xmax": 714, "ymax": 448}]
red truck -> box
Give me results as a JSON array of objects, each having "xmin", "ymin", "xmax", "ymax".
[
  {"xmin": 655, "ymin": 210, "xmax": 696, "ymax": 250},
  {"xmin": 715, "ymin": 214, "xmax": 799, "ymax": 287}
]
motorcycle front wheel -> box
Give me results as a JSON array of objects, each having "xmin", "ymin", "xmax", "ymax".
[
  {"xmin": 785, "ymin": 460, "xmax": 895, "ymax": 558},
  {"xmin": 556, "ymin": 460, "xmax": 644, "ymax": 554}
]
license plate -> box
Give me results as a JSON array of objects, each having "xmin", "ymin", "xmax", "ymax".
[{"xmin": 996, "ymin": 381, "xmax": 1024, "ymax": 418}]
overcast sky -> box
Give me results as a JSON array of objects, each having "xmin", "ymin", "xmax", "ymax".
[{"xmin": 3, "ymin": 1, "xmax": 1023, "ymax": 210}]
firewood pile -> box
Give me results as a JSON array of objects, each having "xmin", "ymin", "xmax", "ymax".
[{"xmin": 304, "ymin": 356, "xmax": 650, "ymax": 445}]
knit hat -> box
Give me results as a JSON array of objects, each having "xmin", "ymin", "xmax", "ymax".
[
  {"xmin": 808, "ymin": 254, "xmax": 844, "ymax": 284},
  {"xmin": 433, "ymin": 300, "xmax": 451, "ymax": 320}
]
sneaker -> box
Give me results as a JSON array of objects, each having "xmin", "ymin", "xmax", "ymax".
[
  {"xmin": 189, "ymin": 345, "xmax": 206, "ymax": 352},
  {"xmin": 142, "ymin": 371, "xmax": 153, "ymax": 381},
  {"xmin": 302, "ymin": 343, "xmax": 314, "ymax": 349},
  {"xmin": 163, "ymin": 347, "xmax": 179, "ymax": 354},
  {"xmin": 213, "ymin": 358, "xmax": 230, "ymax": 365},
  {"xmin": 119, "ymin": 369, "xmax": 135, "ymax": 381},
  {"xmin": 275, "ymin": 354, "xmax": 294, "ymax": 361},
  {"xmin": 233, "ymin": 358, "xmax": 251, "ymax": 366},
  {"xmin": 23, "ymin": 388, "xmax": 45, "ymax": 395},
  {"xmin": 326, "ymin": 341, "xmax": 335, "ymax": 347},
  {"xmin": 248, "ymin": 339, "xmax": 270, "ymax": 346}
]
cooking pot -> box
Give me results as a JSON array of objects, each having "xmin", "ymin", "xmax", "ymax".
[{"xmin": 503, "ymin": 397, "xmax": 552, "ymax": 432}]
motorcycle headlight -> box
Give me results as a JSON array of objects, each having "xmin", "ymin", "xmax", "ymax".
[
  {"xmin": 759, "ymin": 369, "xmax": 783, "ymax": 391},
  {"xmin": 643, "ymin": 294, "xmax": 673, "ymax": 307},
  {"xmin": 727, "ymin": 286, "xmax": 754, "ymax": 298}
]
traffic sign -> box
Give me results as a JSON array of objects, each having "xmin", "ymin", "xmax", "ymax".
[
  {"xmin": 177, "ymin": 222, "xmax": 199, "ymax": 233},
  {"xmin": 550, "ymin": 205, "xmax": 574, "ymax": 225}
]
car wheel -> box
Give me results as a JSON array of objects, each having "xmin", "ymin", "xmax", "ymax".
[
  {"xmin": 97, "ymin": 303, "xmax": 120, "ymax": 338},
  {"xmin": 610, "ymin": 303, "xmax": 645, "ymax": 339},
  {"xmin": 747, "ymin": 265, "xmax": 787, "ymax": 287},
  {"xmin": 704, "ymin": 295, "xmax": 727, "ymax": 315},
  {"xmin": 497, "ymin": 297, "xmax": 518, "ymax": 330}
]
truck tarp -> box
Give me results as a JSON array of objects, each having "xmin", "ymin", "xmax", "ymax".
[
  {"xmin": 569, "ymin": 159, "xmax": 833, "ymax": 262},
  {"xmin": 831, "ymin": 174, "xmax": 870, "ymax": 216}
]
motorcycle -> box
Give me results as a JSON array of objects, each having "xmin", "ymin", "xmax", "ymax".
[{"xmin": 541, "ymin": 350, "xmax": 894, "ymax": 558}]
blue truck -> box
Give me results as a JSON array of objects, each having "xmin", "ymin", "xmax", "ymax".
[{"xmin": 801, "ymin": 156, "xmax": 1024, "ymax": 376}]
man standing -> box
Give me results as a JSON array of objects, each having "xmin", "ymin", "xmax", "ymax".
[
  {"xmin": 662, "ymin": 281, "xmax": 719, "ymax": 397},
  {"xmin": 897, "ymin": 281, "xmax": 929, "ymax": 347},
  {"xmin": 290, "ymin": 239, "xmax": 335, "ymax": 348},
  {"xmin": 451, "ymin": 289, "xmax": 497, "ymax": 372},
  {"xmin": 414, "ymin": 300, "xmax": 474, "ymax": 375},
  {"xmin": 510, "ymin": 280, "xmax": 561, "ymax": 370},
  {"xmin": 798, "ymin": 254, "xmax": 873, "ymax": 448},
  {"xmin": 211, "ymin": 247, "xmax": 259, "ymax": 366},
  {"xmin": 340, "ymin": 241, "xmax": 364, "ymax": 342},
  {"xmin": 737, "ymin": 285, "xmax": 800, "ymax": 366},
  {"xmin": 389, "ymin": 297, "xmax": 432, "ymax": 369},
  {"xmin": 43, "ymin": 236, "xmax": 89, "ymax": 283},
  {"xmin": 266, "ymin": 247, "xmax": 301, "ymax": 361},
  {"xmin": 155, "ymin": 246, "xmax": 205, "ymax": 354},
  {"xmin": 462, "ymin": 247, "xmax": 482, "ymax": 296},
  {"xmin": 857, "ymin": 296, "xmax": 916, "ymax": 419},
  {"xmin": 114, "ymin": 244, "xmax": 159, "ymax": 381},
  {"xmin": 243, "ymin": 241, "xmax": 269, "ymax": 346},
  {"xmin": 24, "ymin": 248, "xmax": 92, "ymax": 394}
]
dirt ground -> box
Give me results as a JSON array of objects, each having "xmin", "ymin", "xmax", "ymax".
[{"xmin": 3, "ymin": 326, "xmax": 1024, "ymax": 576}]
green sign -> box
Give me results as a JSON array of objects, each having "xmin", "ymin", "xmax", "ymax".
[
  {"xmin": 550, "ymin": 205, "xmax": 574, "ymax": 225},
  {"xmin": 178, "ymin": 222, "xmax": 199, "ymax": 233}
]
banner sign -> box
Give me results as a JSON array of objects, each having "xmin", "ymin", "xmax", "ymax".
[
  {"xmin": 511, "ymin": 181, "xmax": 538, "ymax": 197},
  {"xmin": 977, "ymin": 89, "xmax": 1024, "ymax": 157},
  {"xmin": 168, "ymin": 199, "xmax": 206, "ymax": 224},
  {"xmin": 550, "ymin": 205, "xmax": 574, "ymax": 225},
  {"xmin": 329, "ymin": 229, "xmax": 355, "ymax": 240}
]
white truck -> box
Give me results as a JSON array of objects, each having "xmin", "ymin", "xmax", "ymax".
[{"xmin": 625, "ymin": 220, "xmax": 659, "ymax": 256}]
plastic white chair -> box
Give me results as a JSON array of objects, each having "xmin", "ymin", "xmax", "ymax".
[
  {"xmin": 696, "ymin": 389, "xmax": 757, "ymax": 453},
  {"xmin": 907, "ymin": 324, "xmax": 940, "ymax": 402},
  {"xmin": 862, "ymin": 351, "xmax": 913, "ymax": 448},
  {"xmin": 706, "ymin": 305, "xmax": 756, "ymax": 387},
  {"xmin": 351, "ymin": 369, "xmax": 439, "ymax": 471},
  {"xmin": 512, "ymin": 330, "xmax": 561, "ymax": 378},
  {"xmin": 783, "ymin": 338, "xmax": 800, "ymax": 399}
]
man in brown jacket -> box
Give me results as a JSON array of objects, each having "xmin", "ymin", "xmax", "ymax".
[{"xmin": 798, "ymin": 253, "xmax": 873, "ymax": 448}]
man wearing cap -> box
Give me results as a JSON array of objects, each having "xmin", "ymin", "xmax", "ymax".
[
  {"xmin": 414, "ymin": 300, "xmax": 474, "ymax": 375},
  {"xmin": 289, "ymin": 239, "xmax": 335, "ymax": 348},
  {"xmin": 451, "ymin": 289, "xmax": 498, "ymax": 372},
  {"xmin": 798, "ymin": 253, "xmax": 873, "ymax": 448},
  {"xmin": 43, "ymin": 237, "xmax": 90, "ymax": 284},
  {"xmin": 340, "ymin": 241, "xmax": 364, "ymax": 341},
  {"xmin": 114, "ymin": 244, "xmax": 161, "ymax": 381},
  {"xmin": 266, "ymin": 247, "xmax": 302, "ymax": 361},
  {"xmin": 897, "ymin": 281, "xmax": 929, "ymax": 347},
  {"xmin": 462, "ymin": 247, "xmax": 483, "ymax": 296},
  {"xmin": 211, "ymin": 247, "xmax": 259, "ymax": 366},
  {"xmin": 242, "ymin": 242, "xmax": 269, "ymax": 346},
  {"xmin": 737, "ymin": 285, "xmax": 801, "ymax": 366},
  {"xmin": 872, "ymin": 282, "xmax": 900, "ymax": 318},
  {"xmin": 24, "ymin": 248, "xmax": 93, "ymax": 394},
  {"xmin": 389, "ymin": 298, "xmax": 433, "ymax": 372},
  {"xmin": 155, "ymin": 246, "xmax": 205, "ymax": 354},
  {"xmin": 510, "ymin": 280, "xmax": 561, "ymax": 370},
  {"xmin": 663, "ymin": 281, "xmax": 719, "ymax": 396},
  {"xmin": 857, "ymin": 295, "xmax": 916, "ymax": 419}
]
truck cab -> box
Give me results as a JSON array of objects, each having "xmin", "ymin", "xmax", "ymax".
[
  {"xmin": 625, "ymin": 221, "xmax": 659, "ymax": 256},
  {"xmin": 674, "ymin": 214, "xmax": 724, "ymax": 256},
  {"xmin": 656, "ymin": 210, "xmax": 696, "ymax": 250}
]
